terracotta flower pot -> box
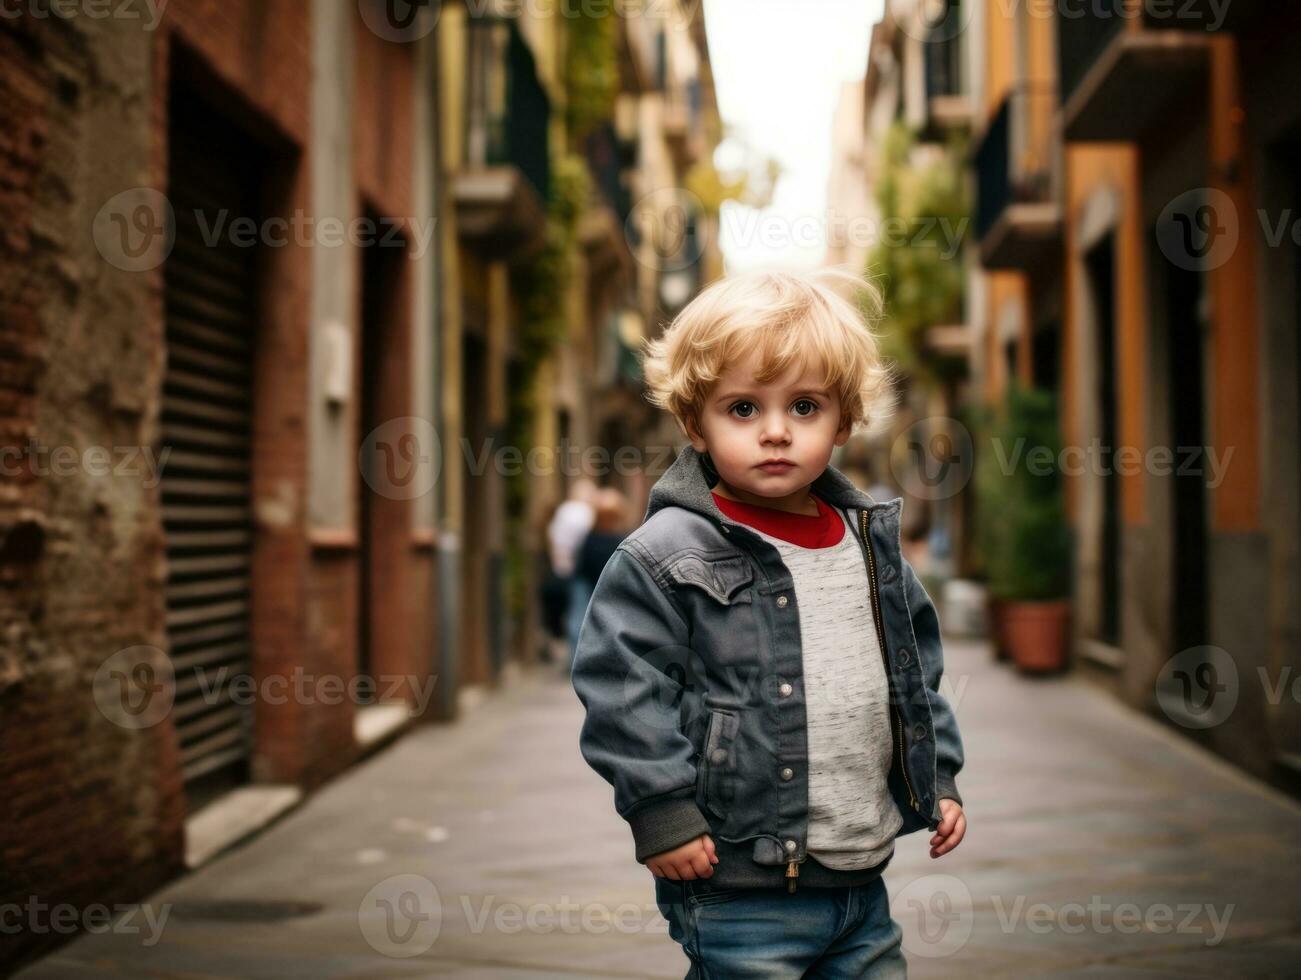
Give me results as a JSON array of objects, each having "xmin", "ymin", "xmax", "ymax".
[
  {"xmin": 1003, "ymin": 599, "xmax": 1071, "ymax": 673},
  {"xmin": 986, "ymin": 596, "xmax": 1012, "ymax": 661}
]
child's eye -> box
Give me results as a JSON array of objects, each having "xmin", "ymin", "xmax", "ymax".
[
  {"xmin": 729, "ymin": 401, "xmax": 757, "ymax": 419},
  {"xmin": 792, "ymin": 399, "xmax": 818, "ymax": 417}
]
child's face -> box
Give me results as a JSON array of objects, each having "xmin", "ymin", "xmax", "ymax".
[{"xmin": 685, "ymin": 347, "xmax": 851, "ymax": 505}]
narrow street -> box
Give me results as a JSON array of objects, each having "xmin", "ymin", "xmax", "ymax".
[{"xmin": 17, "ymin": 637, "xmax": 1301, "ymax": 978}]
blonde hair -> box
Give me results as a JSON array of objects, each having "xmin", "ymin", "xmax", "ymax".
[{"xmin": 640, "ymin": 266, "xmax": 896, "ymax": 438}]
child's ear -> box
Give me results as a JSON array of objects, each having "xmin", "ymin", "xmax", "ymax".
[
  {"xmin": 683, "ymin": 415, "xmax": 707, "ymax": 452},
  {"xmin": 834, "ymin": 415, "xmax": 853, "ymax": 447}
]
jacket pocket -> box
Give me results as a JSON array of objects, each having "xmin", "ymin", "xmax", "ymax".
[
  {"xmin": 664, "ymin": 554, "xmax": 754, "ymax": 605},
  {"xmin": 697, "ymin": 707, "xmax": 739, "ymax": 820}
]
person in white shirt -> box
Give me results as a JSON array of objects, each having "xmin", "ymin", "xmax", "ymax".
[{"xmin": 546, "ymin": 477, "xmax": 598, "ymax": 664}]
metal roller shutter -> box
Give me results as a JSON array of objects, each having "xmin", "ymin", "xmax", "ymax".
[{"xmin": 161, "ymin": 96, "xmax": 259, "ymax": 798}]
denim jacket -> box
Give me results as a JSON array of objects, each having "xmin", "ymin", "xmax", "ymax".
[{"xmin": 570, "ymin": 445, "xmax": 965, "ymax": 890}]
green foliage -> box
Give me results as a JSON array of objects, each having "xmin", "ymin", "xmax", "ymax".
[
  {"xmin": 502, "ymin": 151, "xmax": 592, "ymax": 621},
  {"xmin": 565, "ymin": 9, "xmax": 618, "ymax": 141},
  {"xmin": 866, "ymin": 122, "xmax": 969, "ymax": 384},
  {"xmin": 978, "ymin": 385, "xmax": 1073, "ymax": 601}
]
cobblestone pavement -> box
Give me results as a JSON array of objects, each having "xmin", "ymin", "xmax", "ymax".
[{"xmin": 17, "ymin": 637, "xmax": 1301, "ymax": 978}]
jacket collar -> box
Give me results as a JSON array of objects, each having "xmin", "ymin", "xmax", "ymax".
[{"xmin": 643, "ymin": 444, "xmax": 902, "ymax": 528}]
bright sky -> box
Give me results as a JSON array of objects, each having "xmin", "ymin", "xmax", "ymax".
[{"xmin": 703, "ymin": 0, "xmax": 884, "ymax": 271}]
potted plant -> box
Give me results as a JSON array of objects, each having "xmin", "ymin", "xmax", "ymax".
[
  {"xmin": 971, "ymin": 402, "xmax": 1012, "ymax": 660},
  {"xmin": 988, "ymin": 385, "xmax": 1073, "ymax": 673}
]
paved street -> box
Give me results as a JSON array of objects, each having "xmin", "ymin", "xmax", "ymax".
[{"xmin": 17, "ymin": 637, "xmax": 1301, "ymax": 978}]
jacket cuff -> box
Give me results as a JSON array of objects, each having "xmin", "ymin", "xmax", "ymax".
[
  {"xmin": 627, "ymin": 797, "xmax": 712, "ymax": 864},
  {"xmin": 935, "ymin": 769, "xmax": 962, "ymax": 808}
]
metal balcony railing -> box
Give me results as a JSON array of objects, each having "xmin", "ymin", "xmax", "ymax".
[
  {"xmin": 465, "ymin": 17, "xmax": 550, "ymax": 201},
  {"xmin": 974, "ymin": 85, "xmax": 1058, "ymax": 244},
  {"xmin": 584, "ymin": 122, "xmax": 632, "ymax": 226},
  {"xmin": 923, "ymin": 0, "xmax": 964, "ymax": 101},
  {"xmin": 1056, "ymin": 1, "xmax": 1128, "ymax": 107}
]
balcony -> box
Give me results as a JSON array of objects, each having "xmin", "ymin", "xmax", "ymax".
[
  {"xmin": 663, "ymin": 78, "xmax": 703, "ymax": 172},
  {"xmin": 455, "ymin": 16, "xmax": 550, "ymax": 262},
  {"xmin": 579, "ymin": 122, "xmax": 634, "ymax": 278},
  {"xmin": 919, "ymin": 0, "xmax": 972, "ymax": 142},
  {"xmin": 1057, "ymin": 1, "xmax": 1212, "ymax": 142},
  {"xmin": 972, "ymin": 86, "xmax": 1062, "ymax": 271}
]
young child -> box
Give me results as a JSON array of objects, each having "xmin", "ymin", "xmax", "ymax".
[{"xmin": 570, "ymin": 267, "xmax": 967, "ymax": 977}]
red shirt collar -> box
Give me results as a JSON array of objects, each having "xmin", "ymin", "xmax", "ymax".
[{"xmin": 710, "ymin": 489, "xmax": 845, "ymax": 548}]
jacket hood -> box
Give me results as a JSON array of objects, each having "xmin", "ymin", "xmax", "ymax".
[{"xmin": 642, "ymin": 444, "xmax": 902, "ymax": 528}]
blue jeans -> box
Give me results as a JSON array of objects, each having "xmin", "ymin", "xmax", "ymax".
[{"xmin": 654, "ymin": 876, "xmax": 906, "ymax": 979}]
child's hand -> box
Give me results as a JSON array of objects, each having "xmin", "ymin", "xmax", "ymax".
[
  {"xmin": 646, "ymin": 833, "xmax": 719, "ymax": 880},
  {"xmin": 929, "ymin": 798, "xmax": 966, "ymax": 858}
]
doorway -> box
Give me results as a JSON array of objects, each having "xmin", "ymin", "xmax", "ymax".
[
  {"xmin": 161, "ymin": 83, "xmax": 263, "ymax": 809},
  {"xmin": 1084, "ymin": 233, "xmax": 1121, "ymax": 648}
]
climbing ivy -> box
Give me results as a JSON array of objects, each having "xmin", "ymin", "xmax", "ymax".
[
  {"xmin": 564, "ymin": 8, "xmax": 618, "ymax": 142},
  {"xmin": 865, "ymin": 121, "xmax": 969, "ymax": 384},
  {"xmin": 501, "ymin": 151, "xmax": 592, "ymax": 626}
]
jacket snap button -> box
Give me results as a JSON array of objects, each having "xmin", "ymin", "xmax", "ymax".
[
  {"xmin": 778, "ymin": 682, "xmax": 793, "ymax": 697},
  {"xmin": 784, "ymin": 839, "xmax": 797, "ymax": 852},
  {"xmin": 780, "ymin": 767, "xmax": 794, "ymax": 781},
  {"xmin": 912, "ymin": 722, "xmax": 927, "ymax": 740},
  {"xmin": 710, "ymin": 748, "xmax": 728, "ymax": 764},
  {"xmin": 775, "ymin": 595, "xmax": 788, "ymax": 608}
]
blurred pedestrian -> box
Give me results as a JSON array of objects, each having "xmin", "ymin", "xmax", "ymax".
[
  {"xmin": 536, "ymin": 499, "xmax": 570, "ymax": 662},
  {"xmin": 570, "ymin": 488, "xmax": 634, "ymax": 666},
  {"xmin": 547, "ymin": 477, "xmax": 598, "ymax": 666}
]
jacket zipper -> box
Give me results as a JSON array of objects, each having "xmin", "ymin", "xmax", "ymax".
[{"xmin": 858, "ymin": 507, "xmax": 920, "ymax": 814}]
